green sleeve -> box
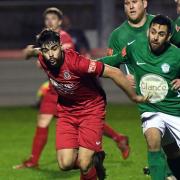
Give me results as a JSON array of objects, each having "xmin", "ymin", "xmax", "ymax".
[
  {"xmin": 98, "ymin": 53, "xmax": 127, "ymax": 67},
  {"xmin": 108, "ymin": 32, "xmax": 122, "ymax": 55}
]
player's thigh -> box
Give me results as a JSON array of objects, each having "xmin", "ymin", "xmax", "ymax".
[
  {"xmin": 57, "ymin": 149, "xmax": 78, "ymax": 170},
  {"xmin": 56, "ymin": 115, "xmax": 79, "ymax": 150},
  {"xmin": 79, "ymin": 114, "xmax": 104, "ymax": 152},
  {"xmin": 78, "ymin": 147, "xmax": 95, "ymax": 171},
  {"xmin": 141, "ymin": 112, "xmax": 165, "ymax": 150},
  {"xmin": 37, "ymin": 113, "xmax": 54, "ymax": 127}
]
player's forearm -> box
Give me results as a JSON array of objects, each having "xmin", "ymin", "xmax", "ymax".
[
  {"xmin": 98, "ymin": 54, "xmax": 121, "ymax": 67},
  {"xmin": 23, "ymin": 46, "xmax": 40, "ymax": 60},
  {"xmin": 103, "ymin": 65, "xmax": 138, "ymax": 102}
]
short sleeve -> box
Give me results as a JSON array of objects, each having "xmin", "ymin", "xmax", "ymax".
[{"xmin": 72, "ymin": 55, "xmax": 104, "ymax": 77}]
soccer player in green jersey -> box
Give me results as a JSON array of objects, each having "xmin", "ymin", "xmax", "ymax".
[
  {"xmin": 108, "ymin": 0, "xmax": 153, "ymax": 75},
  {"xmin": 101, "ymin": 15, "xmax": 180, "ymax": 180},
  {"xmin": 108, "ymin": 0, "xmax": 174, "ymax": 179}
]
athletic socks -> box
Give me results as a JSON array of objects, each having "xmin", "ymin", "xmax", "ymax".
[
  {"xmin": 167, "ymin": 156, "xmax": 180, "ymax": 179},
  {"xmin": 160, "ymin": 150, "xmax": 173, "ymax": 177},
  {"xmin": 80, "ymin": 167, "xmax": 97, "ymax": 180},
  {"xmin": 148, "ymin": 151, "xmax": 166, "ymax": 180},
  {"xmin": 30, "ymin": 127, "xmax": 48, "ymax": 164},
  {"xmin": 103, "ymin": 122, "xmax": 124, "ymax": 142}
]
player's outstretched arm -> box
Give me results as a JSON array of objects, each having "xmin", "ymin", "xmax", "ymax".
[
  {"xmin": 102, "ymin": 64, "xmax": 148, "ymax": 103},
  {"xmin": 22, "ymin": 45, "xmax": 40, "ymax": 60}
]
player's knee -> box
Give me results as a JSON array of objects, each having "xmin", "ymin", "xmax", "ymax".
[
  {"xmin": 78, "ymin": 158, "xmax": 92, "ymax": 173},
  {"xmin": 57, "ymin": 158, "xmax": 74, "ymax": 171},
  {"xmin": 37, "ymin": 114, "xmax": 52, "ymax": 127},
  {"xmin": 147, "ymin": 141, "xmax": 161, "ymax": 151}
]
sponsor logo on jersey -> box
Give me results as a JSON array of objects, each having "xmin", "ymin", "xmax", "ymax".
[
  {"xmin": 161, "ymin": 63, "xmax": 170, "ymax": 73},
  {"xmin": 88, "ymin": 61, "xmax": 97, "ymax": 73},
  {"xmin": 63, "ymin": 71, "xmax": 71, "ymax": 80},
  {"xmin": 140, "ymin": 74, "xmax": 168, "ymax": 103},
  {"xmin": 49, "ymin": 78, "xmax": 77, "ymax": 95}
]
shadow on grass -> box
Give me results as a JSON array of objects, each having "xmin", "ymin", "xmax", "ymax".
[
  {"xmin": 37, "ymin": 168, "xmax": 79, "ymax": 179},
  {"xmin": 33, "ymin": 160, "xmax": 79, "ymax": 179}
]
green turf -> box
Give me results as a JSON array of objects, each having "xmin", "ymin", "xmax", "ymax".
[{"xmin": 0, "ymin": 104, "xmax": 150, "ymax": 180}]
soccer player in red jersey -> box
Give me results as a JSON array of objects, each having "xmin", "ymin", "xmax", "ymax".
[
  {"xmin": 14, "ymin": 7, "xmax": 130, "ymax": 170},
  {"xmin": 36, "ymin": 29, "xmax": 147, "ymax": 180}
]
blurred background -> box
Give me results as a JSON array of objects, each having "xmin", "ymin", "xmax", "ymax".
[{"xmin": 0, "ymin": 0, "xmax": 177, "ymax": 106}]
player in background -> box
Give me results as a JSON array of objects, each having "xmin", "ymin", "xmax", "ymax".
[
  {"xmin": 37, "ymin": 29, "xmax": 147, "ymax": 180},
  {"xmin": 101, "ymin": 15, "xmax": 180, "ymax": 180},
  {"xmin": 14, "ymin": 7, "xmax": 130, "ymax": 169},
  {"xmin": 169, "ymin": 0, "xmax": 180, "ymax": 93},
  {"xmin": 171, "ymin": 0, "xmax": 180, "ymax": 47},
  {"xmin": 13, "ymin": 7, "xmax": 75, "ymax": 169},
  {"xmin": 108, "ymin": 1, "xmax": 175, "ymax": 179}
]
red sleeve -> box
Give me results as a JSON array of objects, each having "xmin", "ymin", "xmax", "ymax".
[{"xmin": 72, "ymin": 53, "xmax": 104, "ymax": 77}]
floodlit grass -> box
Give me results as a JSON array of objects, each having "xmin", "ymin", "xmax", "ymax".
[{"xmin": 0, "ymin": 104, "xmax": 150, "ymax": 180}]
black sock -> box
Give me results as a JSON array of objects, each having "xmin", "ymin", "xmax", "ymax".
[{"xmin": 167, "ymin": 156, "xmax": 180, "ymax": 179}]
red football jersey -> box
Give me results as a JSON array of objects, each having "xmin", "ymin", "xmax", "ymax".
[
  {"xmin": 48, "ymin": 30, "xmax": 75, "ymax": 94},
  {"xmin": 39, "ymin": 50, "xmax": 106, "ymax": 113}
]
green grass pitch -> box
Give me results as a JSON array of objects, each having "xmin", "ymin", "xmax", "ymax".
[{"xmin": 0, "ymin": 104, "xmax": 150, "ymax": 180}]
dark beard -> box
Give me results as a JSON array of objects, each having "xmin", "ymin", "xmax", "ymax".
[{"xmin": 46, "ymin": 51, "xmax": 64, "ymax": 76}]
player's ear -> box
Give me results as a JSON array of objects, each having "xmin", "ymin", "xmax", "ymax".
[
  {"xmin": 143, "ymin": 0, "xmax": 147, "ymax": 9},
  {"xmin": 58, "ymin": 20, "xmax": 62, "ymax": 26}
]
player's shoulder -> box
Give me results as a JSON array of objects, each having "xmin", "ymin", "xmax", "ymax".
[
  {"xmin": 110, "ymin": 21, "xmax": 128, "ymax": 38},
  {"xmin": 65, "ymin": 49, "xmax": 78, "ymax": 60},
  {"xmin": 169, "ymin": 43, "xmax": 180, "ymax": 53},
  {"xmin": 60, "ymin": 30, "xmax": 72, "ymax": 38},
  {"xmin": 174, "ymin": 16, "xmax": 180, "ymax": 23},
  {"xmin": 128, "ymin": 34, "xmax": 147, "ymax": 48},
  {"xmin": 147, "ymin": 14, "xmax": 154, "ymax": 20}
]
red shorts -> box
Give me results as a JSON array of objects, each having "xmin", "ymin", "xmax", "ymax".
[
  {"xmin": 39, "ymin": 86, "xmax": 58, "ymax": 115},
  {"xmin": 56, "ymin": 112, "xmax": 105, "ymax": 152}
]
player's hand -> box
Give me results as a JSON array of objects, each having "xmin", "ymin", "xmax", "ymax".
[
  {"xmin": 22, "ymin": 45, "xmax": 39, "ymax": 60},
  {"xmin": 126, "ymin": 74, "xmax": 135, "ymax": 88},
  {"xmin": 171, "ymin": 79, "xmax": 180, "ymax": 90},
  {"xmin": 132, "ymin": 94, "xmax": 152, "ymax": 103}
]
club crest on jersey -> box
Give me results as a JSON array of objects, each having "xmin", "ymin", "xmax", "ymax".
[
  {"xmin": 161, "ymin": 63, "xmax": 170, "ymax": 73},
  {"xmin": 63, "ymin": 71, "xmax": 71, "ymax": 80}
]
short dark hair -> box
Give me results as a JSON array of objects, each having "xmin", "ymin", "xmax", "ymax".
[
  {"xmin": 43, "ymin": 7, "xmax": 63, "ymax": 20},
  {"xmin": 37, "ymin": 30, "xmax": 60, "ymax": 47},
  {"xmin": 150, "ymin": 15, "xmax": 173, "ymax": 34}
]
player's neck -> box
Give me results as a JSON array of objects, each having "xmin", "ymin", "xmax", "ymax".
[
  {"xmin": 128, "ymin": 14, "xmax": 147, "ymax": 28},
  {"xmin": 54, "ymin": 27, "xmax": 61, "ymax": 33}
]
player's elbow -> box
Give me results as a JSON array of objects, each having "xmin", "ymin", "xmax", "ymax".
[{"xmin": 103, "ymin": 65, "xmax": 123, "ymax": 79}]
